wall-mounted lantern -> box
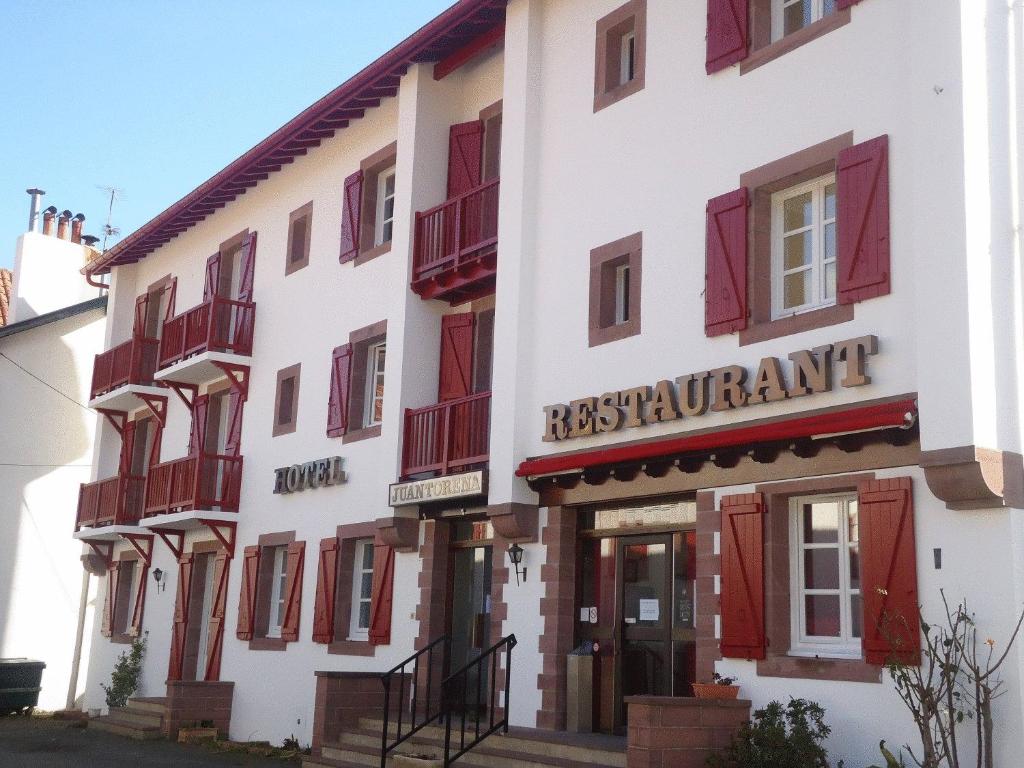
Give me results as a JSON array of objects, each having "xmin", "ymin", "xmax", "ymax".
[
  {"xmin": 507, "ymin": 543, "xmax": 526, "ymax": 585},
  {"xmin": 152, "ymin": 567, "xmax": 166, "ymax": 593}
]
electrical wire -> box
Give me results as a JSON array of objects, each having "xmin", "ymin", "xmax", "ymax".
[{"xmin": 0, "ymin": 352, "xmax": 93, "ymax": 412}]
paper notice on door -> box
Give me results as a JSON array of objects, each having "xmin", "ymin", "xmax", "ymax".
[
  {"xmin": 589, "ymin": 606, "xmax": 598, "ymax": 624},
  {"xmin": 580, "ymin": 607, "xmax": 590, "ymax": 622},
  {"xmin": 639, "ymin": 599, "xmax": 660, "ymax": 622}
]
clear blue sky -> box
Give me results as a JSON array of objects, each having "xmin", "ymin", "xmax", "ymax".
[{"xmin": 0, "ymin": 0, "xmax": 454, "ymax": 271}]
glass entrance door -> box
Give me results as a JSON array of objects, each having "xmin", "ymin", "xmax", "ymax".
[
  {"xmin": 619, "ymin": 536, "xmax": 673, "ymax": 703},
  {"xmin": 446, "ymin": 519, "xmax": 494, "ymax": 716}
]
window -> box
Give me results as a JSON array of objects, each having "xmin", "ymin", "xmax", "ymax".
[
  {"xmin": 789, "ymin": 493, "xmax": 861, "ymax": 657},
  {"xmin": 363, "ymin": 341, "xmax": 386, "ymax": 428},
  {"xmin": 286, "ymin": 202, "xmax": 313, "ymax": 275},
  {"xmin": 273, "ymin": 364, "xmax": 301, "ymax": 436},
  {"xmin": 593, "ymin": 0, "xmax": 646, "ymax": 113},
  {"xmin": 112, "ymin": 560, "xmax": 137, "ymax": 638},
  {"xmin": 375, "ymin": 169, "xmax": 396, "ymax": 247},
  {"xmin": 266, "ymin": 546, "xmax": 288, "ymax": 638},
  {"xmin": 773, "ymin": 0, "xmax": 837, "ymax": 41},
  {"xmin": 771, "ymin": 175, "xmax": 837, "ymax": 319},
  {"xmin": 589, "ymin": 232, "xmax": 642, "ymax": 347},
  {"xmin": 348, "ymin": 539, "xmax": 375, "ymax": 640}
]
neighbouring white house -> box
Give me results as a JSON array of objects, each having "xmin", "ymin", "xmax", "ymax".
[
  {"xmin": 69, "ymin": 2, "xmax": 1024, "ymax": 767},
  {"xmin": 0, "ymin": 193, "xmax": 106, "ymax": 712}
]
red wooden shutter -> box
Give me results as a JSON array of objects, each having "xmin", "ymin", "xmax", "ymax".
[
  {"xmin": 339, "ymin": 171, "xmax": 364, "ymax": 264},
  {"xmin": 167, "ymin": 553, "xmax": 194, "ymax": 681},
  {"xmin": 119, "ymin": 420, "xmax": 137, "ymax": 477},
  {"xmin": 129, "ymin": 561, "xmax": 149, "ymax": 637},
  {"xmin": 312, "ymin": 537, "xmax": 340, "ymax": 644},
  {"xmin": 368, "ymin": 543, "xmax": 395, "ymax": 646},
  {"xmin": 327, "ymin": 344, "xmax": 353, "ymax": 437},
  {"xmin": 705, "ymin": 187, "xmax": 749, "ymax": 336},
  {"xmin": 224, "ymin": 389, "xmax": 244, "ymax": 457},
  {"xmin": 133, "ymin": 293, "xmax": 150, "ymax": 337},
  {"xmin": 149, "ymin": 417, "xmax": 163, "ymax": 468},
  {"xmin": 163, "ymin": 278, "xmax": 177, "ymax": 322},
  {"xmin": 203, "ymin": 552, "xmax": 230, "ymax": 681},
  {"xmin": 837, "ymin": 0, "xmax": 863, "ymax": 9},
  {"xmin": 706, "ymin": 0, "xmax": 749, "ymax": 74},
  {"xmin": 447, "ymin": 121, "xmax": 484, "ymax": 199},
  {"xmin": 720, "ymin": 493, "xmax": 766, "ymax": 660},
  {"xmin": 281, "ymin": 541, "xmax": 306, "ymax": 642},
  {"xmin": 238, "ymin": 232, "xmax": 257, "ymax": 304},
  {"xmin": 236, "ymin": 545, "xmax": 260, "ymax": 641},
  {"xmin": 837, "ymin": 135, "xmax": 890, "ymax": 304},
  {"xmin": 859, "ymin": 477, "xmax": 920, "ymax": 665},
  {"xmin": 438, "ymin": 313, "xmax": 475, "ymax": 402},
  {"xmin": 100, "ymin": 564, "xmax": 118, "ymax": 638},
  {"xmin": 203, "ymin": 253, "xmax": 222, "ymax": 301},
  {"xmin": 189, "ymin": 394, "xmax": 210, "ymax": 457}
]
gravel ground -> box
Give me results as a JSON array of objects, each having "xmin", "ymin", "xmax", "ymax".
[{"xmin": 0, "ymin": 716, "xmax": 302, "ymax": 768}]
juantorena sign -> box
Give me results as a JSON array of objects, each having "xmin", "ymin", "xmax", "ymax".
[
  {"xmin": 273, "ymin": 457, "xmax": 346, "ymax": 494},
  {"xmin": 542, "ymin": 335, "xmax": 878, "ymax": 442}
]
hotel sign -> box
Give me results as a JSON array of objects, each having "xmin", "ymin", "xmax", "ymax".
[
  {"xmin": 542, "ymin": 335, "xmax": 878, "ymax": 442},
  {"xmin": 273, "ymin": 456, "xmax": 347, "ymax": 494},
  {"xmin": 389, "ymin": 470, "xmax": 487, "ymax": 507}
]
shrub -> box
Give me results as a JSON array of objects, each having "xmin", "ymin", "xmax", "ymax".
[
  {"xmin": 707, "ymin": 697, "xmax": 837, "ymax": 768},
  {"xmin": 101, "ymin": 634, "xmax": 146, "ymax": 709}
]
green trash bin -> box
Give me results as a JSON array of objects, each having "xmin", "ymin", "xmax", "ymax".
[{"xmin": 0, "ymin": 658, "xmax": 45, "ymax": 716}]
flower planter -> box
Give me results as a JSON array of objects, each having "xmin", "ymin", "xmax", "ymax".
[
  {"xmin": 692, "ymin": 683, "xmax": 740, "ymax": 700},
  {"xmin": 393, "ymin": 754, "xmax": 444, "ymax": 768},
  {"xmin": 177, "ymin": 726, "xmax": 219, "ymax": 744}
]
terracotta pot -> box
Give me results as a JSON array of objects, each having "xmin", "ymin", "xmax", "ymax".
[{"xmin": 692, "ymin": 683, "xmax": 740, "ymax": 699}]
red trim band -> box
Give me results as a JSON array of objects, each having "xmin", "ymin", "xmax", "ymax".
[{"xmin": 515, "ymin": 398, "xmax": 917, "ymax": 478}]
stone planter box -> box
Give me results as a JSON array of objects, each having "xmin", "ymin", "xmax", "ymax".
[
  {"xmin": 392, "ymin": 754, "xmax": 444, "ymax": 768},
  {"xmin": 692, "ymin": 682, "xmax": 740, "ymax": 699},
  {"xmin": 177, "ymin": 726, "xmax": 218, "ymax": 744}
]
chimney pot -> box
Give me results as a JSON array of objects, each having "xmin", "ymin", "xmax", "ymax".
[
  {"xmin": 71, "ymin": 213, "xmax": 85, "ymax": 244},
  {"xmin": 57, "ymin": 210, "xmax": 72, "ymax": 240},
  {"xmin": 81, "ymin": 234, "xmax": 100, "ymax": 247},
  {"xmin": 42, "ymin": 206, "xmax": 58, "ymax": 236},
  {"xmin": 25, "ymin": 188, "xmax": 45, "ymax": 233}
]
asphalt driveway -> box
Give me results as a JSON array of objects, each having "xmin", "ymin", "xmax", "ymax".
[{"xmin": 0, "ymin": 716, "xmax": 302, "ymax": 768}]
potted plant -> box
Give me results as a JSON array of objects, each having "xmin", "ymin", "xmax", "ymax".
[
  {"xmin": 177, "ymin": 719, "xmax": 219, "ymax": 743},
  {"xmin": 692, "ymin": 671, "xmax": 740, "ymax": 699}
]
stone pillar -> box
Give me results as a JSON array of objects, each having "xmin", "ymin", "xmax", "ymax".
[
  {"xmin": 626, "ymin": 696, "xmax": 751, "ymax": 768},
  {"xmin": 162, "ymin": 680, "xmax": 234, "ymax": 740}
]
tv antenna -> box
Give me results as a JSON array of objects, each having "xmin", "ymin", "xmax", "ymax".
[{"xmin": 96, "ymin": 185, "xmax": 123, "ymax": 250}]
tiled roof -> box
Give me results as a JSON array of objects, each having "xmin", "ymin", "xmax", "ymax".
[{"xmin": 0, "ymin": 268, "xmax": 13, "ymax": 327}]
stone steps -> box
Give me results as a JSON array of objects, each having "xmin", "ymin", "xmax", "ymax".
[
  {"xmin": 88, "ymin": 715, "xmax": 163, "ymax": 741},
  {"xmin": 87, "ymin": 695, "xmax": 168, "ymax": 741}
]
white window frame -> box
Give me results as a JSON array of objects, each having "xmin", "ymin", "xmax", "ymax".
[
  {"xmin": 614, "ymin": 262, "xmax": 630, "ymax": 325},
  {"xmin": 619, "ymin": 29, "xmax": 636, "ymax": 86},
  {"xmin": 788, "ymin": 492, "xmax": 861, "ymax": 658},
  {"xmin": 771, "ymin": 0, "xmax": 837, "ymax": 42},
  {"xmin": 375, "ymin": 167, "xmax": 397, "ymax": 247},
  {"xmin": 770, "ymin": 173, "xmax": 837, "ymax": 320},
  {"xmin": 363, "ymin": 341, "xmax": 386, "ymax": 428},
  {"xmin": 348, "ymin": 539, "xmax": 375, "ymax": 641},
  {"xmin": 266, "ymin": 546, "xmax": 288, "ymax": 639}
]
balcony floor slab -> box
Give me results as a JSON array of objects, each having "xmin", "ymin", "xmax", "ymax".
[
  {"xmin": 88, "ymin": 384, "xmax": 167, "ymax": 412},
  {"xmin": 74, "ymin": 525, "xmax": 141, "ymax": 542},
  {"xmin": 139, "ymin": 509, "xmax": 237, "ymax": 531},
  {"xmin": 155, "ymin": 351, "xmax": 251, "ymax": 386}
]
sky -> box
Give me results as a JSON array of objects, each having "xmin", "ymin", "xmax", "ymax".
[{"xmin": 0, "ymin": 0, "xmax": 455, "ymax": 271}]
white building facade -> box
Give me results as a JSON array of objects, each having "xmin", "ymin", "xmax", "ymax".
[{"xmin": 74, "ymin": 2, "xmax": 1024, "ymax": 766}]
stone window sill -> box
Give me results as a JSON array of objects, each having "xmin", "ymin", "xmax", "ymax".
[
  {"xmin": 328, "ymin": 640, "xmax": 376, "ymax": 656},
  {"xmin": 757, "ymin": 653, "xmax": 882, "ymax": 683},
  {"xmin": 342, "ymin": 424, "xmax": 382, "ymax": 445},
  {"xmin": 249, "ymin": 636, "xmax": 288, "ymax": 652},
  {"xmin": 741, "ymin": 9, "xmax": 851, "ymax": 76},
  {"xmin": 739, "ymin": 303, "xmax": 853, "ymax": 346}
]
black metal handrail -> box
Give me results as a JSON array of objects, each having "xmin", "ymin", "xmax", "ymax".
[
  {"xmin": 441, "ymin": 634, "xmax": 517, "ymax": 767},
  {"xmin": 379, "ymin": 634, "xmax": 450, "ymax": 768}
]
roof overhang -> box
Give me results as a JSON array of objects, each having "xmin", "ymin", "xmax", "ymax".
[
  {"xmin": 516, "ymin": 397, "xmax": 918, "ymax": 480},
  {"xmin": 85, "ymin": 0, "xmax": 507, "ymax": 277}
]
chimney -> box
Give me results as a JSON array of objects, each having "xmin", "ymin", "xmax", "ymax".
[
  {"xmin": 26, "ymin": 188, "xmax": 45, "ymax": 233},
  {"xmin": 81, "ymin": 234, "xmax": 100, "ymax": 248},
  {"xmin": 57, "ymin": 210, "xmax": 72, "ymax": 240},
  {"xmin": 71, "ymin": 213, "xmax": 85, "ymax": 244},
  {"xmin": 42, "ymin": 206, "xmax": 57, "ymax": 236}
]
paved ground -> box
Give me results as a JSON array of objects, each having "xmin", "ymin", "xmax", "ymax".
[{"xmin": 0, "ymin": 716, "xmax": 302, "ymax": 768}]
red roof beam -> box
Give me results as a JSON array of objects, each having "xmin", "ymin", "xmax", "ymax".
[{"xmin": 434, "ymin": 23, "xmax": 505, "ymax": 80}]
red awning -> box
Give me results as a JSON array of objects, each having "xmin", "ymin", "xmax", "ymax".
[{"xmin": 515, "ymin": 398, "xmax": 917, "ymax": 478}]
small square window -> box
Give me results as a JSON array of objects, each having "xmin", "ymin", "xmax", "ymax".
[
  {"xmin": 773, "ymin": 0, "xmax": 837, "ymax": 42},
  {"xmin": 593, "ymin": 0, "xmax": 646, "ymax": 113},
  {"xmin": 363, "ymin": 341, "xmax": 386, "ymax": 428},
  {"xmin": 375, "ymin": 168, "xmax": 396, "ymax": 247},
  {"xmin": 589, "ymin": 232, "xmax": 642, "ymax": 347},
  {"xmin": 265, "ymin": 545, "xmax": 289, "ymax": 639},
  {"xmin": 348, "ymin": 539, "xmax": 375, "ymax": 640},
  {"xmin": 340, "ymin": 320, "xmax": 387, "ymax": 444},
  {"xmin": 355, "ymin": 142, "xmax": 398, "ymax": 266},
  {"xmin": 286, "ymin": 202, "xmax": 313, "ymax": 275},
  {"xmin": 273, "ymin": 364, "xmax": 301, "ymax": 436},
  {"xmin": 771, "ymin": 174, "xmax": 837, "ymax": 320}
]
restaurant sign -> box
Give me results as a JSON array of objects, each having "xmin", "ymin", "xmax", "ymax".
[
  {"xmin": 389, "ymin": 470, "xmax": 487, "ymax": 507},
  {"xmin": 273, "ymin": 456, "xmax": 347, "ymax": 494},
  {"xmin": 542, "ymin": 335, "xmax": 878, "ymax": 442}
]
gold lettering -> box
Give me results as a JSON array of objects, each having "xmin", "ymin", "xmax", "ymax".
[
  {"xmin": 649, "ymin": 380, "xmax": 681, "ymax": 423},
  {"xmin": 749, "ymin": 357, "xmax": 788, "ymax": 404},
  {"xmin": 620, "ymin": 386, "xmax": 651, "ymax": 428},
  {"xmin": 711, "ymin": 366, "xmax": 749, "ymax": 411},
  {"xmin": 834, "ymin": 335, "xmax": 878, "ymax": 387},
  {"xmin": 787, "ymin": 345, "xmax": 833, "ymax": 397},
  {"xmin": 676, "ymin": 372, "xmax": 710, "ymax": 416},
  {"xmin": 569, "ymin": 398, "xmax": 597, "ymax": 437},
  {"xmin": 596, "ymin": 392, "xmax": 623, "ymax": 432},
  {"xmin": 543, "ymin": 404, "xmax": 570, "ymax": 441}
]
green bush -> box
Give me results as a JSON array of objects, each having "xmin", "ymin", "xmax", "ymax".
[
  {"xmin": 707, "ymin": 698, "xmax": 838, "ymax": 768},
  {"xmin": 101, "ymin": 634, "xmax": 146, "ymax": 709}
]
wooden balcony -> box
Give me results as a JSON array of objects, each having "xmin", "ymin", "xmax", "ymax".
[
  {"xmin": 401, "ymin": 391, "xmax": 491, "ymax": 479},
  {"xmin": 412, "ymin": 178, "xmax": 498, "ymax": 304},
  {"xmin": 75, "ymin": 475, "xmax": 146, "ymax": 530},
  {"xmin": 90, "ymin": 336, "xmax": 159, "ymax": 400},
  {"xmin": 158, "ymin": 296, "xmax": 255, "ymax": 370},
  {"xmin": 143, "ymin": 453, "xmax": 242, "ymax": 517}
]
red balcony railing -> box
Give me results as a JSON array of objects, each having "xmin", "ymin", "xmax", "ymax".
[
  {"xmin": 90, "ymin": 336, "xmax": 159, "ymax": 400},
  {"xmin": 413, "ymin": 178, "xmax": 499, "ymax": 285},
  {"xmin": 75, "ymin": 475, "xmax": 146, "ymax": 530},
  {"xmin": 143, "ymin": 453, "xmax": 243, "ymax": 516},
  {"xmin": 158, "ymin": 295, "xmax": 255, "ymax": 369},
  {"xmin": 401, "ymin": 391, "xmax": 491, "ymax": 479}
]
